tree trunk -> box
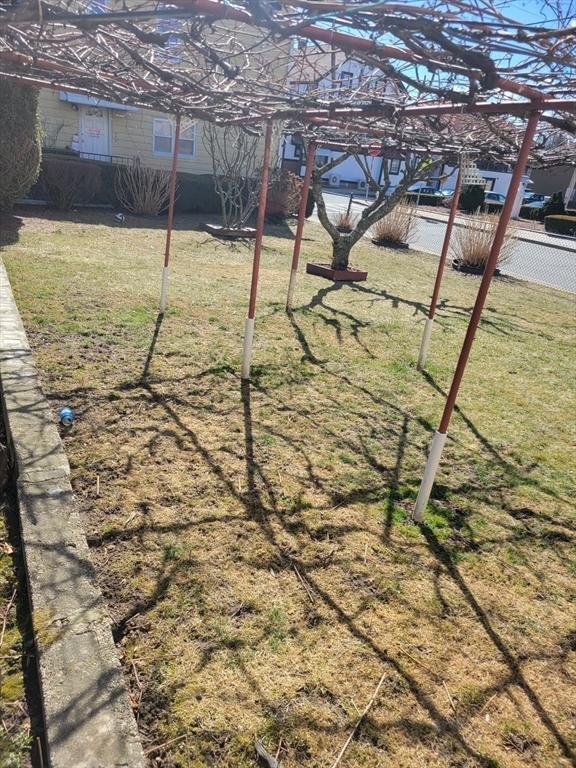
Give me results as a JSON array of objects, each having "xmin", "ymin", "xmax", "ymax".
[{"xmin": 331, "ymin": 236, "xmax": 353, "ymax": 270}]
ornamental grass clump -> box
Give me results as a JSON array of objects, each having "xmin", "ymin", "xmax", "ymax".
[
  {"xmin": 451, "ymin": 213, "xmax": 515, "ymax": 271},
  {"xmin": 371, "ymin": 203, "xmax": 416, "ymax": 247},
  {"xmin": 335, "ymin": 210, "xmax": 358, "ymax": 232}
]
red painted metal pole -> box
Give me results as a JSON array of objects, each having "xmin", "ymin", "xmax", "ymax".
[
  {"xmin": 286, "ymin": 141, "xmax": 316, "ymax": 310},
  {"xmin": 438, "ymin": 111, "xmax": 540, "ymax": 433},
  {"xmin": 241, "ymin": 121, "xmax": 274, "ymax": 379},
  {"xmin": 429, "ymin": 171, "xmax": 462, "ymax": 321},
  {"xmin": 417, "ymin": 168, "xmax": 462, "ymax": 370},
  {"xmin": 159, "ymin": 114, "xmax": 181, "ymax": 313},
  {"xmin": 414, "ymin": 111, "xmax": 540, "ymax": 520}
]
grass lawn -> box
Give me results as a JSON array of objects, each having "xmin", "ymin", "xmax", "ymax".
[{"xmin": 1, "ymin": 208, "xmax": 575, "ymax": 768}]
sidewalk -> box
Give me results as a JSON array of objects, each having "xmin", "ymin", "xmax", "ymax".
[{"xmin": 415, "ymin": 209, "xmax": 576, "ymax": 252}]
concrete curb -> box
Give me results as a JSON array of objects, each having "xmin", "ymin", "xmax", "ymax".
[{"xmin": 0, "ymin": 262, "xmax": 145, "ymax": 768}]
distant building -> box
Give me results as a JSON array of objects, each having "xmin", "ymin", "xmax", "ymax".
[{"xmin": 528, "ymin": 165, "xmax": 576, "ymax": 210}]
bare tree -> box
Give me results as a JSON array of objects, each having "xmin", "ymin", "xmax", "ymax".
[
  {"xmin": 202, "ymin": 123, "xmax": 261, "ymax": 231},
  {"xmin": 312, "ymin": 147, "xmax": 445, "ymax": 270}
]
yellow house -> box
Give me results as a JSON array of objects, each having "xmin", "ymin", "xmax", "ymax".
[{"xmin": 39, "ymin": 88, "xmax": 214, "ymax": 173}]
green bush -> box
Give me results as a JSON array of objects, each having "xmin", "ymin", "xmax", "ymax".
[
  {"xmin": 459, "ymin": 184, "xmax": 484, "ymax": 214},
  {"xmin": 0, "ymin": 81, "xmax": 42, "ymax": 209},
  {"xmin": 519, "ymin": 205, "xmax": 540, "ymax": 220},
  {"xmin": 544, "ymin": 215, "xmax": 576, "ymax": 236},
  {"xmin": 174, "ymin": 174, "xmax": 221, "ymax": 214},
  {"xmin": 539, "ymin": 191, "xmax": 565, "ymax": 220},
  {"xmin": 41, "ymin": 156, "xmax": 102, "ymax": 210}
]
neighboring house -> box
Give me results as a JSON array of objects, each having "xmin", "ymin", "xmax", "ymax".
[
  {"xmin": 37, "ymin": 8, "xmax": 288, "ymax": 178},
  {"xmin": 283, "ymin": 45, "xmax": 573, "ymax": 210},
  {"xmin": 281, "ymin": 42, "xmax": 398, "ymax": 188},
  {"xmin": 528, "ymin": 165, "xmax": 576, "ymax": 210},
  {"xmin": 39, "ymin": 89, "xmax": 210, "ymax": 173}
]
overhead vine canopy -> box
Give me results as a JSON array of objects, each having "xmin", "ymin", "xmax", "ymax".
[{"xmin": 0, "ymin": 0, "xmax": 575, "ymax": 162}]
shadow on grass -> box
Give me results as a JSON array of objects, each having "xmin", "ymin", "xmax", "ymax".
[
  {"xmin": 0, "ymin": 212, "xmax": 24, "ymax": 248},
  {"xmin": 79, "ymin": 301, "xmax": 574, "ymax": 765},
  {"xmin": 11, "ymin": 205, "xmax": 298, "ymax": 240},
  {"xmin": 421, "ymin": 523, "xmax": 576, "ymax": 765},
  {"xmin": 94, "ymin": 372, "xmax": 572, "ymax": 766}
]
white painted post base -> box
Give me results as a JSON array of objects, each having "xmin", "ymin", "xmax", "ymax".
[
  {"xmin": 413, "ymin": 430, "xmax": 448, "ymax": 522},
  {"xmin": 286, "ymin": 269, "xmax": 297, "ymax": 311},
  {"xmin": 159, "ymin": 266, "xmax": 169, "ymax": 314},
  {"xmin": 417, "ymin": 317, "xmax": 434, "ymax": 370},
  {"xmin": 241, "ymin": 317, "xmax": 255, "ymax": 380}
]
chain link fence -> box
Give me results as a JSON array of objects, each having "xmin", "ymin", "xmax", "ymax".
[
  {"xmin": 320, "ymin": 192, "xmax": 576, "ymax": 294},
  {"xmin": 413, "ymin": 214, "xmax": 576, "ymax": 294}
]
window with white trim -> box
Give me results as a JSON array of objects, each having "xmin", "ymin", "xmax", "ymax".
[
  {"xmin": 153, "ymin": 118, "xmax": 195, "ymax": 157},
  {"xmin": 389, "ymin": 158, "xmax": 401, "ymax": 174}
]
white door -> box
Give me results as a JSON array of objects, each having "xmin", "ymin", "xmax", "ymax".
[{"xmin": 79, "ymin": 106, "xmax": 110, "ymax": 158}]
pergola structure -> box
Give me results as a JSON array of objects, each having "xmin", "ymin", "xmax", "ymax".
[{"xmin": 1, "ymin": 0, "xmax": 575, "ymax": 519}]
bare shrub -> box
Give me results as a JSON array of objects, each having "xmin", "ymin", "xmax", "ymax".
[
  {"xmin": 335, "ymin": 210, "xmax": 358, "ymax": 230},
  {"xmin": 42, "ymin": 156, "xmax": 102, "ymax": 210},
  {"xmin": 451, "ymin": 213, "xmax": 515, "ymax": 269},
  {"xmin": 115, "ymin": 160, "xmax": 172, "ymax": 215},
  {"xmin": 266, "ymin": 169, "xmax": 302, "ymax": 219},
  {"xmin": 371, "ymin": 203, "xmax": 416, "ymax": 246},
  {"xmin": 202, "ymin": 124, "xmax": 260, "ymax": 229}
]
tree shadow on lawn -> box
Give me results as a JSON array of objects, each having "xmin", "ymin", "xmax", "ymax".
[
  {"xmin": 345, "ymin": 281, "xmax": 549, "ymax": 339},
  {"xmin": 119, "ymin": 374, "xmax": 495, "ymax": 763},
  {"xmin": 55, "ymin": 296, "xmax": 571, "ymax": 763},
  {"xmin": 420, "ymin": 523, "xmax": 576, "ymax": 765},
  {"xmin": 290, "ymin": 281, "xmax": 546, "ymax": 358},
  {"xmin": 0, "ymin": 212, "xmax": 24, "ymax": 248},
  {"xmin": 118, "ymin": 372, "xmax": 571, "ymax": 766},
  {"xmin": 98, "ymin": 345, "xmax": 574, "ymax": 764}
]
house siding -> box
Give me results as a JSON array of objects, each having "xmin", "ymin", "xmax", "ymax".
[
  {"xmin": 38, "ymin": 88, "xmax": 273, "ymax": 176},
  {"xmin": 39, "ymin": 89, "xmax": 78, "ymax": 151},
  {"xmin": 38, "ymin": 89, "xmax": 213, "ymax": 171}
]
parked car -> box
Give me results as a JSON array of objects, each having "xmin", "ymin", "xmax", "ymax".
[
  {"xmin": 405, "ymin": 185, "xmax": 445, "ymax": 206},
  {"xmin": 440, "ymin": 189, "xmax": 455, "ymax": 207},
  {"xmin": 520, "ymin": 197, "xmax": 548, "ymax": 219},
  {"xmin": 484, "ymin": 191, "xmax": 506, "ymax": 208},
  {"xmin": 523, "ymin": 192, "xmax": 549, "ymax": 204}
]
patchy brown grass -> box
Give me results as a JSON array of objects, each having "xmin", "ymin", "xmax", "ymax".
[{"xmin": 1, "ymin": 208, "xmax": 575, "ymax": 768}]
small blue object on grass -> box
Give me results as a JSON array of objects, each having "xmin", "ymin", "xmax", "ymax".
[{"xmin": 59, "ymin": 406, "xmax": 75, "ymax": 426}]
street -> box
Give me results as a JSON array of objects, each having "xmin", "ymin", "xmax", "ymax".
[{"xmin": 318, "ymin": 191, "xmax": 576, "ymax": 294}]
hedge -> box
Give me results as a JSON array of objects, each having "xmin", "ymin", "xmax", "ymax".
[
  {"xmin": 544, "ymin": 215, "xmax": 576, "ymax": 236},
  {"xmin": 0, "ymin": 81, "xmax": 42, "ymax": 209}
]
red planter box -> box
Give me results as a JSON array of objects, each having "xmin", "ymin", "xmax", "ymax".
[{"xmin": 306, "ymin": 262, "xmax": 368, "ymax": 282}]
